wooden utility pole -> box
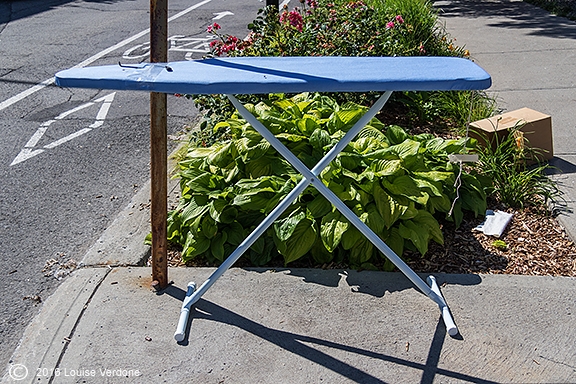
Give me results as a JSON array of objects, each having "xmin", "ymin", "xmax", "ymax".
[{"xmin": 150, "ymin": 0, "xmax": 168, "ymax": 290}]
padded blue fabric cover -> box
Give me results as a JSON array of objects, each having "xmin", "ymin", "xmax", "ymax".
[{"xmin": 55, "ymin": 56, "xmax": 491, "ymax": 94}]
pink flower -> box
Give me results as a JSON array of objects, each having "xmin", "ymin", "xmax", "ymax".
[
  {"xmin": 280, "ymin": 9, "xmax": 304, "ymax": 32},
  {"xmin": 306, "ymin": 0, "xmax": 318, "ymax": 8},
  {"xmin": 395, "ymin": 15, "xmax": 404, "ymax": 24},
  {"xmin": 386, "ymin": 21, "xmax": 395, "ymax": 29},
  {"xmin": 207, "ymin": 23, "xmax": 221, "ymax": 33}
]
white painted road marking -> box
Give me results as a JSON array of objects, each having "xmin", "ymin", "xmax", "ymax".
[
  {"xmin": 0, "ymin": 0, "xmax": 213, "ymax": 113},
  {"xmin": 11, "ymin": 93, "xmax": 116, "ymax": 166},
  {"xmin": 212, "ymin": 11, "xmax": 234, "ymax": 20},
  {"xmin": 122, "ymin": 35, "xmax": 212, "ymax": 60}
]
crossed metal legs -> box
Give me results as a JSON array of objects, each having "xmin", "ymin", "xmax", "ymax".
[{"xmin": 174, "ymin": 92, "xmax": 457, "ymax": 342}]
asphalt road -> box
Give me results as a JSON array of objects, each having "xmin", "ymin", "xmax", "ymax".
[{"xmin": 0, "ymin": 0, "xmax": 266, "ymax": 370}]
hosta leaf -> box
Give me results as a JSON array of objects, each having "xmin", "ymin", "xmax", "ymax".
[
  {"xmin": 307, "ymin": 195, "xmax": 332, "ymax": 218},
  {"xmin": 210, "ymin": 232, "xmax": 228, "ymax": 261},
  {"xmin": 349, "ymin": 238, "xmax": 374, "ymax": 265},
  {"xmin": 245, "ymin": 156, "xmax": 273, "ymax": 178},
  {"xmin": 263, "ymin": 119, "xmax": 293, "ymax": 136},
  {"xmin": 276, "ymin": 217, "xmax": 317, "ymax": 265},
  {"xmin": 384, "ymin": 227, "xmax": 404, "ymax": 258},
  {"xmin": 241, "ymin": 141, "xmax": 271, "ymax": 162},
  {"xmin": 233, "ymin": 191, "xmax": 273, "ymax": 211},
  {"xmin": 320, "ymin": 211, "xmax": 349, "ymax": 252},
  {"xmin": 399, "ymin": 220, "xmax": 430, "ymax": 256},
  {"xmin": 167, "ymin": 211, "xmax": 183, "ymax": 242},
  {"xmin": 413, "ymin": 210, "xmax": 444, "ymax": 245},
  {"xmin": 274, "ymin": 98, "xmax": 303, "ymax": 119},
  {"xmin": 236, "ymin": 176, "xmax": 282, "ymax": 191},
  {"xmin": 413, "ymin": 171, "xmax": 454, "ymax": 184},
  {"xmin": 389, "ymin": 139, "xmax": 420, "ymax": 158},
  {"xmin": 386, "ymin": 125, "xmax": 408, "ymax": 145},
  {"xmin": 440, "ymin": 138, "xmax": 468, "ymax": 153},
  {"xmin": 412, "ymin": 176, "xmax": 443, "ymax": 197},
  {"xmin": 447, "ymin": 199, "xmax": 464, "ymax": 227},
  {"xmin": 182, "ymin": 232, "xmax": 210, "ymax": 261},
  {"xmin": 341, "ymin": 225, "xmax": 363, "ymax": 250},
  {"xmin": 328, "ymin": 180, "xmax": 355, "ymax": 201},
  {"xmin": 373, "ymin": 184, "xmax": 401, "ymax": 229},
  {"xmin": 180, "ymin": 198, "xmax": 209, "ymax": 225},
  {"xmin": 187, "ymin": 173, "xmax": 224, "ymax": 193},
  {"xmin": 382, "ymin": 175, "xmax": 422, "ymax": 200},
  {"xmin": 337, "ymin": 153, "xmax": 363, "ymax": 170},
  {"xmin": 310, "ymin": 128, "xmax": 331, "ymax": 150},
  {"xmin": 461, "ymin": 188, "xmax": 487, "ymax": 217},
  {"xmin": 428, "ymin": 195, "xmax": 452, "ymax": 213},
  {"xmin": 249, "ymin": 237, "xmax": 275, "ymax": 266},
  {"xmin": 201, "ymin": 216, "xmax": 218, "ymax": 239},
  {"xmin": 207, "ymin": 142, "xmax": 235, "ymax": 168},
  {"xmin": 310, "ymin": 236, "xmax": 334, "ymax": 264},
  {"xmin": 241, "ymin": 126, "xmax": 264, "ymax": 144},
  {"xmin": 370, "ymin": 159, "xmax": 403, "ymax": 177},
  {"xmin": 399, "ymin": 201, "xmax": 418, "ymax": 220},
  {"xmin": 223, "ymin": 222, "xmax": 245, "ymax": 245},
  {"xmin": 365, "ymin": 205, "xmax": 386, "ymax": 234},
  {"xmin": 274, "ymin": 211, "xmax": 306, "ymax": 242},
  {"xmin": 297, "ymin": 116, "xmax": 320, "ymax": 136},
  {"xmin": 357, "ymin": 125, "xmax": 386, "ymax": 142},
  {"xmin": 186, "ymin": 147, "xmax": 214, "ymax": 159},
  {"xmin": 277, "ymin": 133, "xmax": 307, "ymax": 142},
  {"xmin": 354, "ymin": 137, "xmax": 382, "ymax": 153},
  {"xmin": 210, "ymin": 199, "xmax": 238, "ymax": 224}
]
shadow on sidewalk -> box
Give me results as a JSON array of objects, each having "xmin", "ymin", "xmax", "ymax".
[
  {"xmin": 434, "ymin": 0, "xmax": 576, "ymax": 39},
  {"xmin": 161, "ymin": 283, "xmax": 497, "ymax": 384}
]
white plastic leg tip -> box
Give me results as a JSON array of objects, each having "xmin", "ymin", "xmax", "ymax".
[
  {"xmin": 174, "ymin": 332, "xmax": 185, "ymax": 342},
  {"xmin": 447, "ymin": 326, "xmax": 459, "ymax": 337}
]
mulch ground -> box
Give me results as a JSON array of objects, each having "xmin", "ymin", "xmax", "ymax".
[
  {"xmin": 407, "ymin": 206, "xmax": 576, "ymax": 277},
  {"xmin": 161, "ymin": 202, "xmax": 576, "ymax": 278}
]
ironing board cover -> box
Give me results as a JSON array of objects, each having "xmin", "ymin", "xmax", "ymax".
[{"xmin": 55, "ymin": 56, "xmax": 491, "ymax": 95}]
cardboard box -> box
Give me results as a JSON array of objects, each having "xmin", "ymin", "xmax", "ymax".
[{"xmin": 469, "ymin": 107, "xmax": 553, "ymax": 162}]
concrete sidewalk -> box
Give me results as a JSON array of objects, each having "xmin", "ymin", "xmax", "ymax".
[
  {"xmin": 3, "ymin": 0, "xmax": 576, "ymax": 383},
  {"xmin": 437, "ymin": 0, "xmax": 576, "ymax": 235},
  {"xmin": 3, "ymin": 267, "xmax": 576, "ymax": 383}
]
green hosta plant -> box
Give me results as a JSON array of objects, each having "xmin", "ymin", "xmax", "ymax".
[{"xmin": 168, "ymin": 93, "xmax": 489, "ymax": 269}]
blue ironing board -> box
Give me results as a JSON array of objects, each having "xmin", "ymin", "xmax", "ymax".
[
  {"xmin": 55, "ymin": 56, "xmax": 490, "ymax": 94},
  {"xmin": 55, "ymin": 56, "xmax": 491, "ymax": 341}
]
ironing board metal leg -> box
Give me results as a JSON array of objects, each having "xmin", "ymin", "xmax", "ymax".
[
  {"xmin": 175, "ymin": 92, "xmax": 458, "ymax": 340},
  {"xmin": 305, "ymin": 176, "xmax": 458, "ymax": 334},
  {"xmin": 228, "ymin": 93, "xmax": 457, "ymax": 334},
  {"xmin": 174, "ymin": 175, "xmax": 312, "ymax": 319}
]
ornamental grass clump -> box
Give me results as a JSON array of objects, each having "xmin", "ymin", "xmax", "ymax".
[
  {"xmin": 167, "ymin": 93, "xmax": 490, "ymax": 270},
  {"xmin": 475, "ymin": 127, "xmax": 560, "ymax": 209}
]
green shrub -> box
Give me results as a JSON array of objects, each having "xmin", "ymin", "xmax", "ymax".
[{"xmin": 168, "ymin": 93, "xmax": 489, "ymax": 269}]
